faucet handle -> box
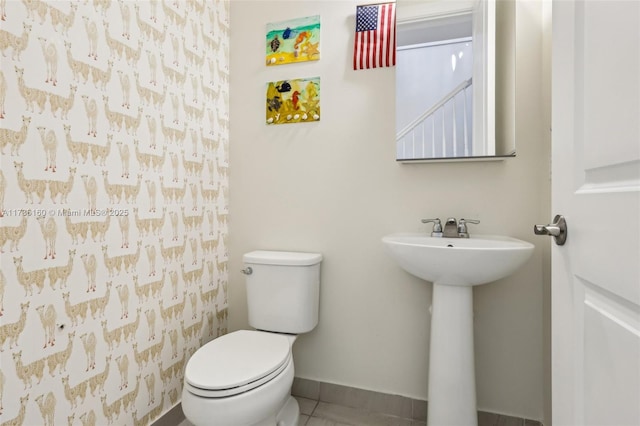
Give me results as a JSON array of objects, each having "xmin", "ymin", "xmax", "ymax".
[
  {"xmin": 421, "ymin": 218, "xmax": 443, "ymax": 237},
  {"xmin": 458, "ymin": 218, "xmax": 480, "ymax": 238}
]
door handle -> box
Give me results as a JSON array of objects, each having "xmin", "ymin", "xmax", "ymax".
[{"xmin": 534, "ymin": 215, "xmax": 567, "ymax": 245}]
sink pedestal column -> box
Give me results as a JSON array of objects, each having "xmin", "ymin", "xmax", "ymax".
[{"xmin": 428, "ymin": 283, "xmax": 477, "ymax": 426}]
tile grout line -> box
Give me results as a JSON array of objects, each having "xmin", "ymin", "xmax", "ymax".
[{"xmin": 309, "ymin": 398, "xmax": 320, "ymax": 424}]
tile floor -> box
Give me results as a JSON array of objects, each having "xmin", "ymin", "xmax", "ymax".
[
  {"xmin": 296, "ymin": 396, "xmax": 542, "ymax": 426},
  {"xmin": 179, "ymin": 397, "xmax": 542, "ymax": 426},
  {"xmin": 177, "ymin": 398, "xmax": 423, "ymax": 426},
  {"xmin": 297, "ymin": 396, "xmax": 425, "ymax": 426}
]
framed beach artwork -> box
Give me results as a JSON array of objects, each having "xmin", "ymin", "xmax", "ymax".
[
  {"xmin": 266, "ymin": 77, "xmax": 321, "ymax": 125},
  {"xmin": 266, "ymin": 15, "xmax": 321, "ymax": 65}
]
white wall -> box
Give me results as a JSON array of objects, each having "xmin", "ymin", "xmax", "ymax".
[{"xmin": 229, "ymin": 0, "xmax": 550, "ymax": 421}]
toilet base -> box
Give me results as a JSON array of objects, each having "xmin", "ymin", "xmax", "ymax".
[
  {"xmin": 276, "ymin": 396, "xmax": 300, "ymax": 426},
  {"xmin": 235, "ymin": 395, "xmax": 299, "ymax": 426},
  {"xmin": 249, "ymin": 396, "xmax": 300, "ymax": 426},
  {"xmin": 183, "ymin": 394, "xmax": 299, "ymax": 426}
]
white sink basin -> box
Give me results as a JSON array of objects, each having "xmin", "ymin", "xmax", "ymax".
[
  {"xmin": 382, "ymin": 232, "xmax": 535, "ymax": 425},
  {"xmin": 382, "ymin": 232, "xmax": 534, "ymax": 286}
]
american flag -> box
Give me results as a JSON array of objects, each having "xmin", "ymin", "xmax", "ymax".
[{"xmin": 353, "ymin": 2, "xmax": 396, "ymax": 70}]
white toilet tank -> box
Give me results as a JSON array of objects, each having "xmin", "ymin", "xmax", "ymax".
[{"xmin": 243, "ymin": 251, "xmax": 322, "ymax": 334}]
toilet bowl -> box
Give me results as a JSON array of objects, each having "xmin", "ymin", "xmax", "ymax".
[
  {"xmin": 182, "ymin": 330, "xmax": 299, "ymax": 426},
  {"xmin": 182, "ymin": 250, "xmax": 322, "ymax": 426}
]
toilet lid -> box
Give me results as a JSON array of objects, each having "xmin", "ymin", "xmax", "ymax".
[{"xmin": 185, "ymin": 330, "xmax": 291, "ymax": 396}]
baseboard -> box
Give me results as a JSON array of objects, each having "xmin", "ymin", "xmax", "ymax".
[{"xmin": 151, "ymin": 402, "xmax": 186, "ymax": 426}]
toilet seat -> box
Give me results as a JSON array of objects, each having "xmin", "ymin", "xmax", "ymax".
[{"xmin": 185, "ymin": 330, "xmax": 291, "ymax": 398}]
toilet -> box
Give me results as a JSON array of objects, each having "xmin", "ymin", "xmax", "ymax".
[{"xmin": 182, "ymin": 250, "xmax": 322, "ymax": 426}]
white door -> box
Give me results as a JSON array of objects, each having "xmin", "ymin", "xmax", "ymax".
[{"xmin": 551, "ymin": 1, "xmax": 640, "ymax": 425}]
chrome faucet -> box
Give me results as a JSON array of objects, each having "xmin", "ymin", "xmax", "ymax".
[
  {"xmin": 422, "ymin": 217, "xmax": 480, "ymax": 238},
  {"xmin": 443, "ymin": 217, "xmax": 458, "ymax": 238}
]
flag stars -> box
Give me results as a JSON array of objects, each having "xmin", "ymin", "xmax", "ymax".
[{"xmin": 356, "ymin": 6, "xmax": 379, "ymax": 32}]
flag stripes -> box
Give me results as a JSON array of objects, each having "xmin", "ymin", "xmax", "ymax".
[{"xmin": 353, "ymin": 3, "xmax": 396, "ymax": 70}]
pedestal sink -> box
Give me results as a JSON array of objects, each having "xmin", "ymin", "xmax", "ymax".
[{"xmin": 382, "ymin": 233, "xmax": 534, "ymax": 426}]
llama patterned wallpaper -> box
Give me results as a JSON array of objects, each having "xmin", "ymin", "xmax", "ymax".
[{"xmin": 0, "ymin": 0, "xmax": 229, "ymax": 424}]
